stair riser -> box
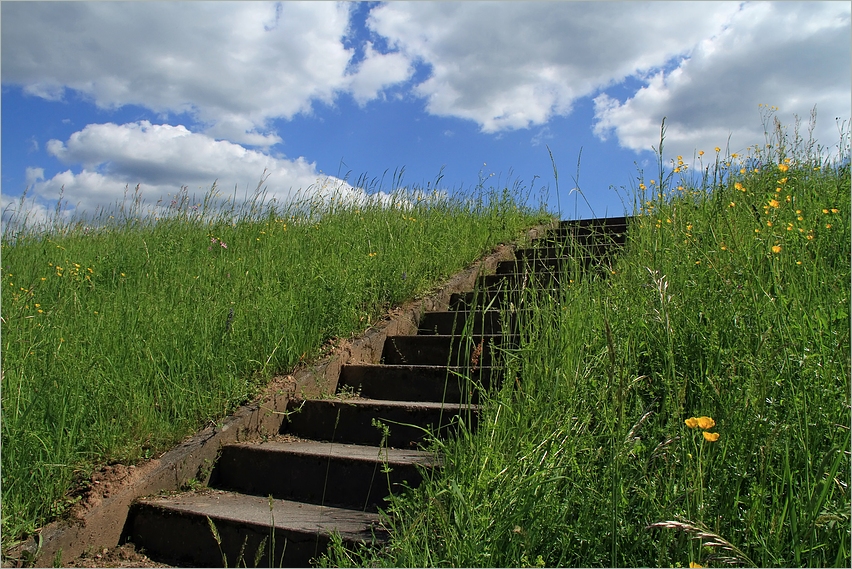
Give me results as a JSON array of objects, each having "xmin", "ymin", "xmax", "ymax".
[
  {"xmin": 339, "ymin": 365, "xmax": 501, "ymax": 402},
  {"xmin": 211, "ymin": 446, "xmax": 427, "ymax": 511},
  {"xmin": 418, "ymin": 311, "xmax": 515, "ymax": 336},
  {"xmin": 282, "ymin": 401, "xmax": 479, "ymax": 447},
  {"xmin": 381, "ymin": 335, "xmax": 510, "ymax": 367}
]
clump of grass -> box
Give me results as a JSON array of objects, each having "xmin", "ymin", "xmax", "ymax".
[
  {"xmin": 322, "ymin": 112, "xmax": 850, "ymax": 567},
  {"xmin": 0, "ymin": 174, "xmax": 548, "ymax": 548}
]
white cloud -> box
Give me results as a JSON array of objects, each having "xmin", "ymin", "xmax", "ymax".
[
  {"xmin": 592, "ymin": 2, "xmax": 852, "ymax": 160},
  {"xmin": 28, "ymin": 121, "xmax": 365, "ymax": 216},
  {"xmin": 366, "ymin": 1, "xmax": 742, "ymax": 132},
  {"xmin": 348, "ymin": 41, "xmax": 413, "ymax": 106},
  {"xmin": 1, "ymin": 2, "xmax": 408, "ymax": 147}
]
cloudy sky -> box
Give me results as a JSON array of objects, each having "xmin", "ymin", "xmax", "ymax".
[{"xmin": 2, "ymin": 1, "xmax": 850, "ymax": 223}]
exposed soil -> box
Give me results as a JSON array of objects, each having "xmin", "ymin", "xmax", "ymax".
[{"xmin": 65, "ymin": 543, "xmax": 171, "ymax": 568}]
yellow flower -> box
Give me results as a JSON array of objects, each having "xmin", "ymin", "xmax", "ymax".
[
  {"xmin": 690, "ymin": 562, "xmax": 704, "ymax": 568},
  {"xmin": 702, "ymin": 431, "xmax": 721, "ymax": 442},
  {"xmin": 768, "ymin": 199, "xmax": 780, "ymax": 208},
  {"xmin": 734, "ymin": 182, "xmax": 745, "ymax": 192},
  {"xmin": 729, "ymin": 202, "xmax": 736, "ymax": 208},
  {"xmin": 639, "ymin": 183, "xmax": 646, "ymax": 191},
  {"xmin": 696, "ymin": 416, "xmax": 716, "ymax": 429},
  {"xmin": 699, "ymin": 150, "xmax": 705, "ymax": 156},
  {"xmin": 740, "ymin": 168, "xmax": 747, "ymax": 174},
  {"xmin": 685, "ymin": 417, "xmax": 700, "ymax": 428},
  {"xmin": 714, "ymin": 146, "xmax": 721, "ymax": 153},
  {"xmin": 831, "ymin": 208, "xmax": 839, "ymax": 214},
  {"xmin": 778, "ymin": 163, "xmax": 789, "ymax": 173},
  {"xmin": 772, "ymin": 245, "xmax": 782, "ymax": 253},
  {"xmin": 778, "ymin": 177, "xmax": 788, "ymax": 184}
]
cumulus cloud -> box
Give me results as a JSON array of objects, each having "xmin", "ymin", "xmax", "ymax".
[
  {"xmin": 366, "ymin": 1, "xmax": 741, "ymax": 132},
  {"xmin": 26, "ymin": 121, "xmax": 361, "ymax": 217},
  {"xmin": 592, "ymin": 2, "xmax": 851, "ymax": 160},
  {"xmin": 1, "ymin": 2, "xmax": 410, "ymax": 147}
]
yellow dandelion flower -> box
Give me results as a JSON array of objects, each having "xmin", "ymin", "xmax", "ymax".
[
  {"xmin": 772, "ymin": 245, "xmax": 782, "ymax": 253},
  {"xmin": 729, "ymin": 202, "xmax": 736, "ymax": 208},
  {"xmin": 734, "ymin": 182, "xmax": 745, "ymax": 192},
  {"xmin": 831, "ymin": 208, "xmax": 839, "ymax": 214},
  {"xmin": 740, "ymin": 168, "xmax": 747, "ymax": 174},
  {"xmin": 778, "ymin": 177, "xmax": 788, "ymax": 184},
  {"xmin": 778, "ymin": 163, "xmax": 789, "ymax": 173},
  {"xmin": 714, "ymin": 146, "xmax": 721, "ymax": 153},
  {"xmin": 639, "ymin": 183, "xmax": 646, "ymax": 191},
  {"xmin": 702, "ymin": 431, "xmax": 721, "ymax": 442},
  {"xmin": 768, "ymin": 199, "xmax": 780, "ymax": 208},
  {"xmin": 699, "ymin": 150, "xmax": 705, "ymax": 156}
]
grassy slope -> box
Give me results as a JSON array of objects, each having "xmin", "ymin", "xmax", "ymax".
[
  {"xmin": 323, "ymin": 126, "xmax": 850, "ymax": 567},
  {"xmin": 0, "ymin": 183, "xmax": 548, "ymax": 547}
]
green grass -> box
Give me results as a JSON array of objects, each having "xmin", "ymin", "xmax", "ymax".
[
  {"xmin": 0, "ymin": 176, "xmax": 548, "ymax": 548},
  {"xmin": 322, "ymin": 117, "xmax": 850, "ymax": 567}
]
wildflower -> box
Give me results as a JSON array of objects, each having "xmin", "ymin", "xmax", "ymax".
[
  {"xmin": 768, "ymin": 199, "xmax": 780, "ymax": 208},
  {"xmin": 702, "ymin": 431, "xmax": 721, "ymax": 442},
  {"xmin": 740, "ymin": 168, "xmax": 747, "ymax": 175},
  {"xmin": 699, "ymin": 150, "xmax": 705, "ymax": 157},
  {"xmin": 685, "ymin": 417, "xmax": 700, "ymax": 428},
  {"xmin": 696, "ymin": 416, "xmax": 715, "ymax": 429},
  {"xmin": 831, "ymin": 208, "xmax": 839, "ymax": 214},
  {"xmin": 825, "ymin": 224, "xmax": 831, "ymax": 229},
  {"xmin": 734, "ymin": 182, "xmax": 746, "ymax": 192},
  {"xmin": 822, "ymin": 208, "xmax": 829, "ymax": 214},
  {"xmin": 714, "ymin": 146, "xmax": 721, "ymax": 153},
  {"xmin": 778, "ymin": 163, "xmax": 789, "ymax": 173},
  {"xmin": 639, "ymin": 183, "xmax": 647, "ymax": 191},
  {"xmin": 220, "ymin": 241, "xmax": 227, "ymax": 249},
  {"xmin": 772, "ymin": 245, "xmax": 782, "ymax": 253},
  {"xmin": 778, "ymin": 177, "xmax": 788, "ymax": 184},
  {"xmin": 690, "ymin": 562, "xmax": 704, "ymax": 568}
]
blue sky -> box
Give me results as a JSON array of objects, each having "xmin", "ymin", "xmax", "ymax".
[{"xmin": 2, "ymin": 1, "xmax": 850, "ymax": 226}]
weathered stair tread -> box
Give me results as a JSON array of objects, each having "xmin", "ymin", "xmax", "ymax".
[
  {"xmin": 129, "ymin": 490, "xmax": 387, "ymax": 567},
  {"xmin": 283, "ymin": 397, "xmax": 481, "ymax": 447},
  {"xmin": 211, "ymin": 441, "xmax": 438, "ymax": 510},
  {"xmin": 339, "ymin": 363, "xmax": 500, "ymax": 402},
  {"xmin": 136, "ymin": 491, "xmax": 382, "ymax": 537},
  {"xmin": 224, "ymin": 440, "xmax": 439, "ymax": 466}
]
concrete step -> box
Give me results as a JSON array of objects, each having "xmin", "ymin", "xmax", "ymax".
[
  {"xmin": 127, "ymin": 490, "xmax": 386, "ymax": 567},
  {"xmin": 281, "ymin": 398, "xmax": 480, "ymax": 447},
  {"xmin": 210, "ymin": 440, "xmax": 437, "ymax": 511},
  {"xmin": 339, "ymin": 364, "xmax": 502, "ymax": 403},
  {"xmin": 418, "ymin": 310, "xmax": 515, "ymax": 336},
  {"xmin": 381, "ymin": 334, "xmax": 514, "ymax": 367}
]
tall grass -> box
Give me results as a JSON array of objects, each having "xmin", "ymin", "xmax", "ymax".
[
  {"xmin": 323, "ymin": 115, "xmax": 850, "ymax": 567},
  {"xmin": 0, "ymin": 175, "xmax": 548, "ymax": 547}
]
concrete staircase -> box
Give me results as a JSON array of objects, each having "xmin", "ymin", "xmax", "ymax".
[{"xmin": 123, "ymin": 216, "xmax": 629, "ymax": 567}]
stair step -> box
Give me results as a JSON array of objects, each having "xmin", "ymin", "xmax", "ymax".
[
  {"xmin": 282, "ymin": 398, "xmax": 480, "ymax": 447},
  {"xmin": 515, "ymin": 240, "xmax": 623, "ymax": 259},
  {"xmin": 448, "ymin": 289, "xmax": 561, "ymax": 310},
  {"xmin": 339, "ymin": 364, "xmax": 501, "ymax": 402},
  {"xmin": 127, "ymin": 490, "xmax": 386, "ymax": 567},
  {"xmin": 418, "ymin": 310, "xmax": 515, "ymax": 335},
  {"xmin": 210, "ymin": 441, "xmax": 436, "ymax": 511},
  {"xmin": 381, "ymin": 334, "xmax": 513, "ymax": 366}
]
